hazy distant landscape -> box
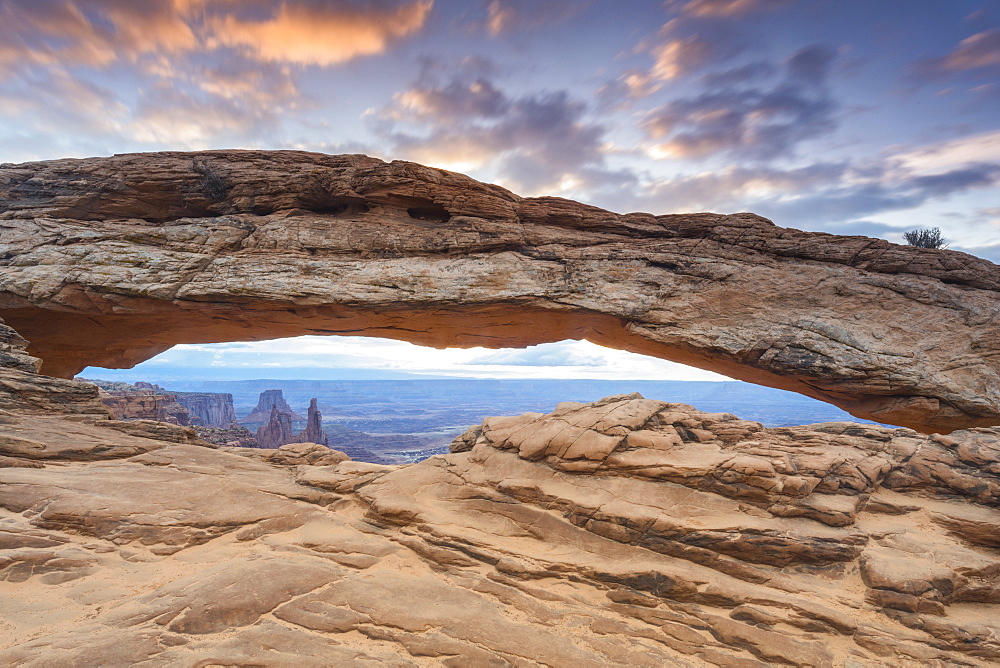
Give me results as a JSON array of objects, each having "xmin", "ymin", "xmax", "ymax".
[{"xmin": 85, "ymin": 376, "xmax": 875, "ymax": 460}]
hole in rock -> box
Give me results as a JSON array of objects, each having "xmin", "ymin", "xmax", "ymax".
[
  {"xmin": 302, "ymin": 197, "xmax": 371, "ymax": 217},
  {"xmin": 406, "ymin": 205, "xmax": 450, "ymax": 223},
  {"xmin": 78, "ymin": 336, "xmax": 873, "ymax": 464}
]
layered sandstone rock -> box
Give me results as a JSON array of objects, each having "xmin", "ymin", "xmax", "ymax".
[
  {"xmin": 1, "ymin": 151, "xmax": 998, "ymax": 432},
  {"xmin": 86, "ymin": 379, "xmax": 239, "ymax": 430},
  {"xmin": 193, "ymin": 424, "xmax": 257, "ymax": 448},
  {"xmin": 0, "ymin": 317, "xmax": 106, "ymax": 417},
  {"xmin": 252, "ymin": 393, "xmax": 330, "ymax": 450},
  {"xmin": 297, "ymin": 397, "xmax": 328, "ymax": 446},
  {"xmin": 1, "ymin": 394, "xmax": 998, "ymax": 665},
  {"xmin": 174, "ymin": 391, "xmax": 238, "ymax": 427},
  {"xmin": 98, "ymin": 386, "xmax": 192, "ymax": 426},
  {"xmin": 255, "ymin": 405, "xmax": 295, "ymax": 450}
]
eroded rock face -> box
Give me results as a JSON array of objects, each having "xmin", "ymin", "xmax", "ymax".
[
  {"xmin": 0, "ymin": 316, "xmax": 106, "ymax": 417},
  {"xmin": 174, "ymin": 391, "xmax": 238, "ymax": 427},
  {"xmin": 255, "ymin": 405, "xmax": 294, "ymax": 450},
  {"xmin": 1, "ymin": 394, "xmax": 998, "ymax": 665},
  {"xmin": 98, "ymin": 385, "xmax": 192, "ymax": 426},
  {"xmin": 240, "ymin": 389, "xmax": 304, "ymax": 427},
  {"xmin": 1, "ymin": 151, "xmax": 998, "ymax": 432},
  {"xmin": 297, "ymin": 398, "xmax": 328, "ymax": 446}
]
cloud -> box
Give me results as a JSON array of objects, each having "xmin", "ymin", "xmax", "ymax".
[
  {"xmin": 923, "ymin": 206, "xmax": 1000, "ymax": 259},
  {"xmin": 591, "ymin": 129, "xmax": 1000, "ymax": 242},
  {"xmin": 753, "ymin": 164, "xmax": 1000, "ymax": 226},
  {"xmin": 619, "ymin": 21, "xmax": 746, "ymax": 95},
  {"xmin": 0, "ymin": 52, "xmax": 304, "ymax": 150},
  {"xmin": 677, "ymin": 0, "xmax": 792, "ymax": 18},
  {"xmin": 0, "ymin": 0, "xmax": 435, "ymax": 154},
  {"xmin": 643, "ymin": 44, "xmax": 838, "ymax": 160},
  {"xmin": 606, "ymin": 0, "xmax": 793, "ymax": 98},
  {"xmin": 476, "ymin": 0, "xmax": 584, "ymax": 36},
  {"xmin": 124, "ymin": 54, "xmax": 305, "ymax": 146},
  {"xmin": 194, "ymin": 58, "xmax": 300, "ymax": 106},
  {"xmin": 0, "ymin": 0, "xmax": 432, "ymax": 81},
  {"xmin": 698, "ymin": 61, "xmax": 776, "ymax": 87},
  {"xmin": 206, "ymin": 0, "xmax": 433, "ymax": 66},
  {"xmin": 627, "ymin": 153, "xmax": 1000, "ymax": 233},
  {"xmin": 126, "ymin": 56, "xmax": 307, "ymax": 147},
  {"xmin": 0, "ymin": 0, "xmax": 201, "ymax": 79},
  {"xmin": 390, "ymin": 77, "xmax": 509, "ymax": 122},
  {"xmin": 128, "ymin": 88, "xmax": 278, "ymax": 147},
  {"xmin": 468, "ymin": 342, "xmax": 605, "ymax": 367},
  {"xmin": 891, "ymin": 129, "xmax": 1000, "ymax": 174},
  {"xmin": 914, "ymin": 28, "xmax": 1000, "ymax": 78},
  {"xmin": 635, "ymin": 162, "xmax": 848, "ymax": 211},
  {"xmin": 0, "ymin": 69, "xmax": 127, "ymax": 135},
  {"xmin": 369, "ymin": 61, "xmax": 613, "ymax": 193},
  {"xmin": 646, "ymin": 30, "xmax": 715, "ymax": 82}
]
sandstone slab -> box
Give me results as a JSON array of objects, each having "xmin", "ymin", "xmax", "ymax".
[{"xmin": 1, "ymin": 379, "xmax": 999, "ymax": 664}]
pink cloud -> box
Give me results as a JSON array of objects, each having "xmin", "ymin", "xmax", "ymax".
[{"xmin": 206, "ymin": 1, "xmax": 433, "ymax": 66}]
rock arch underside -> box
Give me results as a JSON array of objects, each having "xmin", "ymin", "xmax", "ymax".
[
  {"xmin": 2, "ymin": 150, "xmax": 999, "ymax": 433},
  {"xmin": 2, "ymin": 151, "xmax": 1000, "ymax": 665}
]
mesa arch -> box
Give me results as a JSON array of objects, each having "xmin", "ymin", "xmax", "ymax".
[{"xmin": 1, "ymin": 150, "xmax": 998, "ymax": 434}]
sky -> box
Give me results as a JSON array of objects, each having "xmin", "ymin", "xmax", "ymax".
[
  {"xmin": 4, "ymin": 0, "xmax": 999, "ymax": 380},
  {"xmin": 82, "ymin": 337, "xmax": 731, "ymax": 382}
]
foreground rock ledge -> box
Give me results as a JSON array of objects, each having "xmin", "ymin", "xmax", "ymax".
[
  {"xmin": 1, "ymin": 394, "xmax": 998, "ymax": 665},
  {"xmin": 2, "ymin": 150, "xmax": 999, "ymax": 432}
]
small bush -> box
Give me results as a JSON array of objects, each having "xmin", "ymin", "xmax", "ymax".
[
  {"xmin": 903, "ymin": 227, "xmax": 947, "ymax": 249},
  {"xmin": 192, "ymin": 159, "xmax": 230, "ymax": 202}
]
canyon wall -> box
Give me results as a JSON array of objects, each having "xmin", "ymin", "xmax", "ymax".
[
  {"xmin": 174, "ymin": 392, "xmax": 238, "ymax": 427},
  {"xmin": 100, "ymin": 390, "xmax": 191, "ymax": 425},
  {"xmin": 89, "ymin": 380, "xmax": 238, "ymax": 427}
]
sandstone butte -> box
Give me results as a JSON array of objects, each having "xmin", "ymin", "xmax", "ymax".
[
  {"xmin": 0, "ymin": 152, "xmax": 998, "ymax": 666},
  {"xmin": 0, "ymin": 151, "xmax": 999, "ymax": 433}
]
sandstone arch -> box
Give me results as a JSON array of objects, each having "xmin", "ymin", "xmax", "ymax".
[{"xmin": 1, "ymin": 150, "xmax": 998, "ymax": 433}]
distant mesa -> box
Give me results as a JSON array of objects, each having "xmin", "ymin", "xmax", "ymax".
[
  {"xmin": 240, "ymin": 388, "xmax": 305, "ymax": 426},
  {"xmin": 97, "ymin": 381, "xmax": 193, "ymax": 426},
  {"xmin": 88, "ymin": 379, "xmax": 238, "ymax": 429}
]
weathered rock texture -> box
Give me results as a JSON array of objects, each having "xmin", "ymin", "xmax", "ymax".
[
  {"xmin": 98, "ymin": 386, "xmax": 192, "ymax": 426},
  {"xmin": 240, "ymin": 389, "xmax": 304, "ymax": 427},
  {"xmin": 256, "ymin": 405, "xmax": 295, "ymax": 450},
  {"xmin": 174, "ymin": 391, "xmax": 238, "ymax": 427},
  {"xmin": 0, "ymin": 317, "xmax": 106, "ymax": 416},
  {"xmin": 86, "ymin": 379, "xmax": 238, "ymax": 428},
  {"xmin": 298, "ymin": 397, "xmax": 329, "ymax": 446},
  {"xmin": 1, "ymin": 151, "xmax": 998, "ymax": 432},
  {"xmin": 1, "ymin": 393, "xmax": 998, "ymax": 665},
  {"xmin": 256, "ymin": 396, "xmax": 329, "ymax": 450},
  {"xmin": 193, "ymin": 423, "xmax": 257, "ymax": 448}
]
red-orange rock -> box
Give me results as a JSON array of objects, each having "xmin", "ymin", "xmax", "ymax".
[
  {"xmin": 1, "ymin": 151, "xmax": 998, "ymax": 433},
  {"xmin": 256, "ymin": 405, "xmax": 294, "ymax": 450},
  {"xmin": 0, "ymin": 389, "xmax": 998, "ymax": 664},
  {"xmin": 239, "ymin": 389, "xmax": 304, "ymax": 427}
]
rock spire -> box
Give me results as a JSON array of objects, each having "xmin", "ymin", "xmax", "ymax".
[
  {"xmin": 255, "ymin": 405, "xmax": 294, "ymax": 450},
  {"xmin": 297, "ymin": 398, "xmax": 328, "ymax": 446}
]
